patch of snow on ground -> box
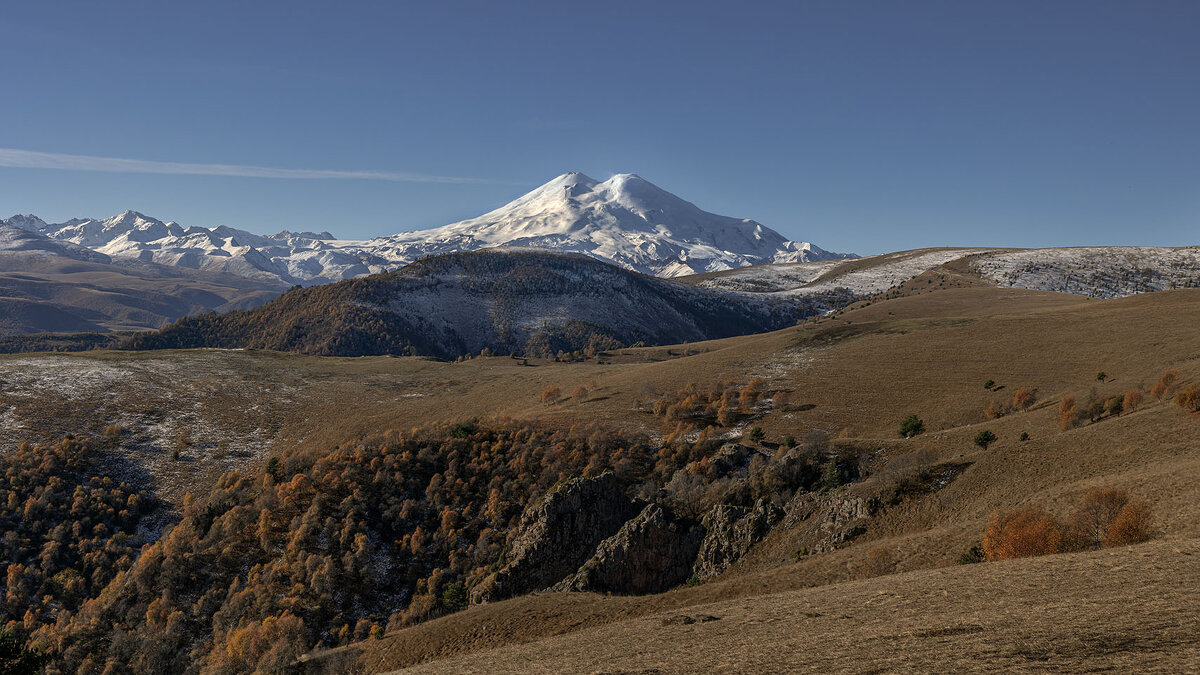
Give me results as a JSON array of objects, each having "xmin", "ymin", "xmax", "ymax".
[
  {"xmin": 693, "ymin": 249, "xmax": 988, "ymax": 298},
  {"xmin": 786, "ymin": 249, "xmax": 989, "ymax": 297},
  {"xmin": 695, "ymin": 260, "xmax": 846, "ymax": 292},
  {"xmin": 974, "ymin": 247, "xmax": 1200, "ymax": 298}
]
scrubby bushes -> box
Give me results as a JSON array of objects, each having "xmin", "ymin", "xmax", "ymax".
[
  {"xmin": 856, "ymin": 547, "xmax": 896, "ymax": 579},
  {"xmin": 1011, "ymin": 387, "xmax": 1037, "ymax": 410},
  {"xmin": 646, "ymin": 379, "xmax": 776, "ymax": 428},
  {"xmin": 982, "ymin": 508, "xmax": 1064, "ymax": 559},
  {"xmin": 875, "ymin": 448, "xmax": 937, "ymax": 505},
  {"xmin": 1150, "ymin": 369, "xmax": 1179, "ymax": 399},
  {"xmin": 986, "ymin": 387, "xmax": 1036, "ymax": 419},
  {"xmin": 957, "ymin": 545, "xmax": 984, "ymax": 565},
  {"xmin": 1174, "ymin": 384, "xmax": 1200, "ymax": 412},
  {"xmin": 1122, "ymin": 389, "xmax": 1142, "ymax": 412},
  {"xmin": 663, "ymin": 429, "xmax": 867, "ymax": 519},
  {"xmin": 539, "ymin": 385, "xmax": 562, "ymax": 405},
  {"xmin": 973, "ymin": 430, "xmax": 996, "ymax": 449},
  {"xmin": 1058, "ymin": 396, "xmax": 1079, "ymax": 431},
  {"xmin": 1058, "ymin": 390, "xmax": 1127, "ymax": 430},
  {"xmin": 981, "ymin": 487, "xmax": 1154, "ymax": 561}
]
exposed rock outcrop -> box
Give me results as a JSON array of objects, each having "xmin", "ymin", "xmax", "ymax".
[
  {"xmin": 471, "ymin": 473, "xmax": 638, "ymax": 604},
  {"xmin": 693, "ymin": 498, "xmax": 784, "ymax": 580},
  {"xmin": 559, "ymin": 503, "xmax": 704, "ymax": 594},
  {"xmin": 784, "ymin": 490, "xmax": 880, "ymax": 553},
  {"xmin": 707, "ymin": 443, "xmax": 760, "ymax": 476}
]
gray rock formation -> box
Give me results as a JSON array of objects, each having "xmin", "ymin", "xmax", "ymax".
[
  {"xmin": 784, "ymin": 490, "xmax": 880, "ymax": 553},
  {"xmin": 471, "ymin": 472, "xmax": 638, "ymax": 604},
  {"xmin": 560, "ymin": 503, "xmax": 704, "ymax": 594},
  {"xmin": 693, "ymin": 498, "xmax": 784, "ymax": 580}
]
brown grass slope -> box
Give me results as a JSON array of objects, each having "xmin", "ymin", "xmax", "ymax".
[
  {"xmin": 375, "ymin": 540, "xmax": 1198, "ymax": 674},
  {"xmin": 295, "ymin": 285, "xmax": 1200, "ymax": 673}
]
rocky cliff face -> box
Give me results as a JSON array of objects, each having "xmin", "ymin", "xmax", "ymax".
[
  {"xmin": 693, "ymin": 498, "xmax": 784, "ymax": 580},
  {"xmin": 472, "ymin": 473, "xmax": 639, "ymax": 604},
  {"xmin": 784, "ymin": 490, "xmax": 880, "ymax": 553},
  {"xmin": 559, "ymin": 503, "xmax": 704, "ymax": 595},
  {"xmin": 469, "ymin": 473, "xmax": 888, "ymax": 603}
]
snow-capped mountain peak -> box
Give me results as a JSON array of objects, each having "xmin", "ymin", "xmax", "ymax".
[
  {"xmin": 5, "ymin": 172, "xmax": 852, "ymax": 283},
  {"xmin": 3, "ymin": 214, "xmax": 50, "ymax": 233},
  {"xmin": 374, "ymin": 172, "xmax": 850, "ymax": 276}
]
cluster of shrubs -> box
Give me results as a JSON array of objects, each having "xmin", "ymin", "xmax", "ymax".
[
  {"xmin": 981, "ymin": 487, "xmax": 1154, "ymax": 560},
  {"xmin": 16, "ymin": 420, "xmax": 736, "ymax": 674},
  {"xmin": 1145, "ymin": 367, "xmax": 1200, "ymax": 412},
  {"xmin": 980, "ymin": 367, "xmax": 1200, "ymax": 430},
  {"xmin": 1057, "ymin": 390, "xmax": 1139, "ymax": 430},
  {"xmin": 645, "ymin": 379, "xmax": 780, "ymax": 428},
  {"xmin": 1055, "ymin": 367, "xmax": 1200, "ymax": 431},
  {"xmin": 874, "ymin": 448, "xmax": 938, "ymax": 505},
  {"xmin": 984, "ymin": 387, "xmax": 1037, "ymax": 419}
]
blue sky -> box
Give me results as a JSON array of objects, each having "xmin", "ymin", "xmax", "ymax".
[{"xmin": 1, "ymin": 1, "xmax": 1197, "ymax": 255}]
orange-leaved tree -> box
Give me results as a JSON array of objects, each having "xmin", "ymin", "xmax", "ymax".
[
  {"xmin": 1150, "ymin": 369, "xmax": 1179, "ymax": 399},
  {"xmin": 982, "ymin": 507, "xmax": 1064, "ymax": 560},
  {"xmin": 1012, "ymin": 387, "xmax": 1036, "ymax": 411}
]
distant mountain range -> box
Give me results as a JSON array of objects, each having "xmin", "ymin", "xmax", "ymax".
[
  {"xmin": 5, "ymin": 174, "xmax": 1198, "ymax": 346},
  {"xmin": 0, "ymin": 222, "xmax": 284, "ymax": 337},
  {"xmin": 3, "ymin": 173, "xmax": 853, "ymax": 285}
]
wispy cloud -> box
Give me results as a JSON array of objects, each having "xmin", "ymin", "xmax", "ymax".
[{"xmin": 0, "ymin": 147, "xmax": 512, "ymax": 184}]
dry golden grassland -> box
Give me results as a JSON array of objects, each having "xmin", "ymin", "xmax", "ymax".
[
  {"xmin": 293, "ymin": 286, "xmax": 1200, "ymax": 673},
  {"xmin": 364, "ymin": 539, "xmax": 1198, "ymax": 674},
  {"xmin": 4, "ymin": 283, "xmax": 1199, "ymax": 672}
]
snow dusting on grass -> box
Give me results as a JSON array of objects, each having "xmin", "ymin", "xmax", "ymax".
[{"xmin": 973, "ymin": 247, "xmax": 1200, "ymax": 298}]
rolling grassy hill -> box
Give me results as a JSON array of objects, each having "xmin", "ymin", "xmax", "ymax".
[{"xmin": 121, "ymin": 248, "xmax": 847, "ymax": 359}]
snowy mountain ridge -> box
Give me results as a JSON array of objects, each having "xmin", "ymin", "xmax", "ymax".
[{"xmin": 3, "ymin": 172, "xmax": 851, "ymax": 284}]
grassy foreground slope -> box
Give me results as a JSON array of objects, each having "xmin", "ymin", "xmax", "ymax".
[
  {"xmin": 381, "ymin": 540, "xmax": 1199, "ymax": 674},
  {"xmin": 308, "ymin": 285, "xmax": 1200, "ymax": 673}
]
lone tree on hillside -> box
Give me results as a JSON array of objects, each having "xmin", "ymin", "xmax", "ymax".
[
  {"xmin": 1012, "ymin": 387, "xmax": 1037, "ymax": 411},
  {"xmin": 539, "ymin": 386, "xmax": 562, "ymax": 405},
  {"xmin": 1122, "ymin": 389, "xmax": 1143, "ymax": 412},
  {"xmin": 1150, "ymin": 369, "xmax": 1179, "ymax": 399},
  {"xmin": 899, "ymin": 415, "xmax": 925, "ymax": 439},
  {"xmin": 974, "ymin": 430, "xmax": 997, "ymax": 450}
]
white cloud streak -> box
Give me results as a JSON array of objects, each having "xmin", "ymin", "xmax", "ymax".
[{"xmin": 0, "ymin": 147, "xmax": 512, "ymax": 184}]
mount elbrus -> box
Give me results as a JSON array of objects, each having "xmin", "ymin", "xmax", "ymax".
[{"xmin": 3, "ymin": 172, "xmax": 851, "ymax": 285}]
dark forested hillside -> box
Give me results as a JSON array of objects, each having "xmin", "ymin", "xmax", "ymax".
[
  {"xmin": 15, "ymin": 408, "xmax": 860, "ymax": 673},
  {"xmin": 121, "ymin": 249, "xmax": 852, "ymax": 358},
  {"xmin": 20, "ymin": 420, "xmax": 714, "ymax": 673}
]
